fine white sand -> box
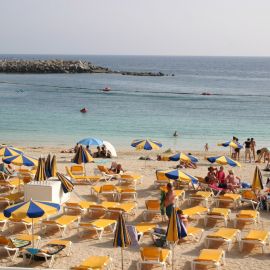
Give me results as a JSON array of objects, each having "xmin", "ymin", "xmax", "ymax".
[{"xmin": 1, "ymin": 146, "xmax": 270, "ymax": 269}]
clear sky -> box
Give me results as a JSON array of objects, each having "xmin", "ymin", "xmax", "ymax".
[{"xmin": 1, "ymin": 0, "xmax": 270, "ymax": 56}]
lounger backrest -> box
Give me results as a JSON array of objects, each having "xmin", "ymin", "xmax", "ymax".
[
  {"xmin": 0, "ymin": 236, "xmax": 10, "ymax": 246},
  {"xmin": 66, "ymin": 167, "xmax": 74, "ymax": 178},
  {"xmin": 98, "ymin": 165, "xmax": 110, "ymax": 174},
  {"xmin": 242, "ymin": 190, "xmax": 257, "ymax": 200},
  {"xmin": 146, "ymin": 200, "xmax": 160, "ymax": 210},
  {"xmin": 71, "ymin": 165, "xmax": 84, "ymax": 175},
  {"xmin": 141, "ymin": 247, "xmax": 161, "ymax": 261},
  {"xmin": 100, "ymin": 185, "xmax": 117, "ymax": 192}
]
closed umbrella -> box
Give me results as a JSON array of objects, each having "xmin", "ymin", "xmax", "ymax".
[
  {"xmin": 252, "ymin": 166, "xmax": 263, "ymax": 190},
  {"xmin": 4, "ymin": 200, "xmax": 60, "ymax": 247},
  {"xmin": 51, "ymin": 155, "xmax": 57, "ymax": 177},
  {"xmin": 113, "ymin": 213, "xmax": 131, "ymax": 270},
  {"xmin": 207, "ymin": 155, "xmax": 241, "ymax": 167},
  {"xmin": 45, "ymin": 154, "xmax": 52, "ymax": 178},
  {"xmin": 34, "ymin": 158, "xmax": 47, "ymax": 181},
  {"xmin": 73, "ymin": 145, "xmax": 93, "ymax": 174},
  {"xmin": 56, "ymin": 172, "xmax": 74, "ymax": 193},
  {"xmin": 166, "ymin": 206, "xmax": 187, "ymax": 270},
  {"xmin": 0, "ymin": 145, "xmax": 23, "ymax": 157}
]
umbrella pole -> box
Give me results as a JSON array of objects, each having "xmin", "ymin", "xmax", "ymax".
[
  {"xmin": 84, "ymin": 163, "xmax": 86, "ymax": 176},
  {"xmin": 172, "ymin": 244, "xmax": 174, "ymax": 270},
  {"xmin": 121, "ymin": 247, "xmax": 124, "ymax": 270},
  {"xmin": 32, "ymin": 218, "xmax": 34, "ymax": 248}
]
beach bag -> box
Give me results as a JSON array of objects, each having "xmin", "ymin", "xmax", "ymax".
[{"xmin": 151, "ymin": 228, "xmax": 168, "ymax": 248}]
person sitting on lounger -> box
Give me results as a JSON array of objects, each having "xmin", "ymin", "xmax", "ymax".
[
  {"xmin": 93, "ymin": 146, "xmax": 101, "ymax": 158},
  {"xmin": 205, "ymin": 167, "xmax": 217, "ymax": 184},
  {"xmin": 225, "ymin": 170, "xmax": 240, "ymax": 193},
  {"xmin": 109, "ymin": 162, "xmax": 124, "ymax": 174},
  {"xmin": 164, "ymin": 183, "xmax": 175, "ymax": 219},
  {"xmin": 217, "ymin": 166, "xmax": 227, "ymax": 188}
]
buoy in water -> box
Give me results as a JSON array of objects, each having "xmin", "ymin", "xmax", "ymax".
[{"xmin": 80, "ymin": 108, "xmax": 88, "ymax": 113}]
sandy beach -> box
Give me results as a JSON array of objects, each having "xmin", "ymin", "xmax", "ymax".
[{"xmin": 0, "ymin": 145, "xmax": 270, "ymax": 270}]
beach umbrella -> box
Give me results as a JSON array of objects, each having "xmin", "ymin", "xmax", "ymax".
[
  {"xmin": 162, "ymin": 169, "xmax": 198, "ymax": 184},
  {"xmin": 103, "ymin": 140, "xmax": 117, "ymax": 157},
  {"xmin": 218, "ymin": 140, "xmax": 243, "ymax": 149},
  {"xmin": 73, "ymin": 145, "xmax": 94, "ymax": 174},
  {"xmin": 34, "ymin": 158, "xmax": 47, "ymax": 181},
  {"xmin": 77, "ymin": 137, "xmax": 103, "ymax": 147},
  {"xmin": 113, "ymin": 213, "xmax": 131, "ymax": 270},
  {"xmin": 45, "ymin": 154, "xmax": 52, "ymax": 178},
  {"xmin": 3, "ymin": 154, "xmax": 38, "ymax": 167},
  {"xmin": 131, "ymin": 139, "xmax": 162, "ymax": 150},
  {"xmin": 169, "ymin": 152, "xmax": 199, "ymax": 163},
  {"xmin": 0, "ymin": 145, "xmax": 23, "ymax": 157},
  {"xmin": 4, "ymin": 200, "xmax": 60, "ymax": 247},
  {"xmin": 207, "ymin": 155, "xmax": 241, "ymax": 167},
  {"xmin": 166, "ymin": 206, "xmax": 187, "ymax": 270},
  {"xmin": 252, "ymin": 166, "xmax": 263, "ymax": 190},
  {"xmin": 51, "ymin": 155, "xmax": 57, "ymax": 177},
  {"xmin": 56, "ymin": 172, "xmax": 74, "ymax": 193}
]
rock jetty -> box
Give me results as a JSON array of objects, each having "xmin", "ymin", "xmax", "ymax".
[{"xmin": 0, "ymin": 59, "xmax": 165, "ymax": 76}]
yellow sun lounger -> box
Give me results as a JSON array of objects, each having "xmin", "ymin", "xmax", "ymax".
[
  {"xmin": 91, "ymin": 184, "xmax": 119, "ymax": 201},
  {"xmin": 78, "ymin": 219, "xmax": 117, "ymax": 239},
  {"xmin": 137, "ymin": 247, "xmax": 171, "ymax": 270},
  {"xmin": 97, "ymin": 165, "xmax": 120, "ymax": 181},
  {"xmin": 205, "ymin": 228, "xmax": 240, "ymax": 251},
  {"xmin": 215, "ymin": 193, "xmax": 241, "ymax": 209},
  {"xmin": 135, "ymin": 222, "xmax": 158, "ymax": 242},
  {"xmin": 42, "ymin": 215, "xmax": 80, "ymax": 237},
  {"xmin": 239, "ymin": 230, "xmax": 270, "ymax": 253},
  {"xmin": 72, "ymin": 255, "xmax": 112, "ymax": 270},
  {"xmin": 143, "ymin": 200, "xmax": 162, "ymax": 221},
  {"xmin": 0, "ymin": 234, "xmax": 40, "ymax": 261},
  {"xmin": 22, "ymin": 239, "xmax": 72, "ymax": 268},
  {"xmin": 66, "ymin": 167, "xmax": 101, "ymax": 185},
  {"xmin": 234, "ymin": 210, "xmax": 260, "ymax": 228},
  {"xmin": 0, "ymin": 191, "xmax": 24, "ymax": 206},
  {"xmin": 117, "ymin": 187, "xmax": 137, "ymax": 202},
  {"xmin": 118, "ymin": 174, "xmax": 143, "ymax": 186},
  {"xmin": 205, "ymin": 208, "xmax": 231, "ymax": 227},
  {"xmin": 63, "ymin": 201, "xmax": 96, "ymax": 215},
  {"xmin": 107, "ymin": 202, "xmax": 137, "ymax": 219},
  {"xmin": 182, "ymin": 206, "xmax": 209, "ymax": 219},
  {"xmin": 189, "ymin": 191, "xmax": 213, "ymax": 207},
  {"xmin": 186, "ymin": 227, "xmax": 205, "ymax": 242},
  {"xmin": 8, "ymin": 217, "xmax": 41, "ymax": 234},
  {"xmin": 191, "ymin": 249, "xmax": 225, "ymax": 270}
]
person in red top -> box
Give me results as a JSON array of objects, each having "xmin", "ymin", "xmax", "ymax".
[{"xmin": 216, "ymin": 166, "xmax": 227, "ymax": 188}]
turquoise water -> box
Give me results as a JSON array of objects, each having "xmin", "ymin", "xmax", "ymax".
[{"xmin": 0, "ymin": 55, "xmax": 269, "ymax": 150}]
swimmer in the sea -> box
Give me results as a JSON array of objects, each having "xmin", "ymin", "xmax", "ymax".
[{"xmin": 173, "ymin": 131, "xmax": 178, "ymax": 137}]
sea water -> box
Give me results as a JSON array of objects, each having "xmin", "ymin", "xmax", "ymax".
[{"xmin": 0, "ymin": 55, "xmax": 269, "ymax": 150}]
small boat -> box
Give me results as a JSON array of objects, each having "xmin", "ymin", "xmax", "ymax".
[
  {"xmin": 201, "ymin": 92, "xmax": 211, "ymax": 96},
  {"xmin": 102, "ymin": 87, "xmax": 111, "ymax": 92},
  {"xmin": 80, "ymin": 107, "xmax": 88, "ymax": 113}
]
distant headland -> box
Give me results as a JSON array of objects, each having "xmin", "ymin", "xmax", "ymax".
[{"xmin": 0, "ymin": 59, "xmax": 166, "ymax": 76}]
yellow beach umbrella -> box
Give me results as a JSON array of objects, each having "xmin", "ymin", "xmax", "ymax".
[
  {"xmin": 3, "ymin": 154, "xmax": 38, "ymax": 167},
  {"xmin": 0, "ymin": 145, "xmax": 23, "ymax": 157}
]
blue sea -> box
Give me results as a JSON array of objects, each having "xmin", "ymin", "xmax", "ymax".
[{"xmin": 0, "ymin": 55, "xmax": 269, "ymax": 150}]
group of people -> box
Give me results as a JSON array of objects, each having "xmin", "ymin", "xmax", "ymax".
[
  {"xmin": 205, "ymin": 166, "xmax": 241, "ymax": 193},
  {"xmin": 73, "ymin": 144, "xmax": 112, "ymax": 158}
]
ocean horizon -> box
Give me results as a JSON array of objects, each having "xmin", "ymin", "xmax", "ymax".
[{"xmin": 0, "ymin": 54, "xmax": 269, "ymax": 151}]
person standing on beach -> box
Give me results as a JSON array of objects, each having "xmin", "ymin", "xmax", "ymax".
[
  {"xmin": 251, "ymin": 138, "xmax": 256, "ymax": 161},
  {"xmin": 235, "ymin": 138, "xmax": 241, "ymax": 161},
  {"xmin": 244, "ymin": 138, "xmax": 251, "ymax": 162},
  {"xmin": 164, "ymin": 183, "xmax": 175, "ymax": 219},
  {"xmin": 204, "ymin": 143, "xmax": 209, "ymax": 152}
]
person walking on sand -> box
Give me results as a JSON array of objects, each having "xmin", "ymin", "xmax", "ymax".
[
  {"xmin": 244, "ymin": 138, "xmax": 252, "ymax": 163},
  {"xmin": 251, "ymin": 138, "xmax": 256, "ymax": 161},
  {"xmin": 164, "ymin": 183, "xmax": 175, "ymax": 220},
  {"xmin": 204, "ymin": 143, "xmax": 209, "ymax": 152}
]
